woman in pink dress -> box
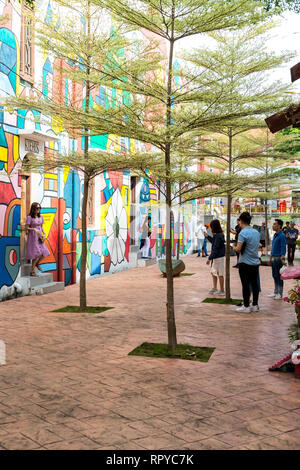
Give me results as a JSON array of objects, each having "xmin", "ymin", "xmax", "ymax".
[{"xmin": 25, "ymin": 202, "xmax": 50, "ymax": 276}]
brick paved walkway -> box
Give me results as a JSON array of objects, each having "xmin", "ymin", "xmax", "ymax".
[{"xmin": 0, "ymin": 255, "xmax": 299, "ymax": 450}]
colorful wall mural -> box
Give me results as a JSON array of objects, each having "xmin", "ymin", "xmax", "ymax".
[{"xmin": 0, "ymin": 0, "xmax": 197, "ymax": 298}]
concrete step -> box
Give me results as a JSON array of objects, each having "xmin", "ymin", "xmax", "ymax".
[
  {"xmin": 22, "ymin": 273, "xmax": 54, "ymax": 287},
  {"xmin": 137, "ymin": 258, "xmax": 156, "ymax": 267},
  {"xmin": 21, "ymin": 263, "xmax": 53, "ymax": 277},
  {"xmin": 20, "ymin": 264, "xmax": 33, "ymax": 276},
  {"xmin": 30, "ymin": 282, "xmax": 65, "ymax": 295},
  {"xmin": 129, "ymin": 252, "xmax": 138, "ymax": 266}
]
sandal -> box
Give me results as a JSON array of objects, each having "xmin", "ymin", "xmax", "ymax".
[{"xmin": 30, "ymin": 271, "xmax": 38, "ymax": 277}]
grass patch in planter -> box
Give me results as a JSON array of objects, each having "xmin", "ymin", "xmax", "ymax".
[
  {"xmin": 51, "ymin": 305, "xmax": 113, "ymax": 313},
  {"xmin": 129, "ymin": 342, "xmax": 214, "ymax": 362},
  {"xmin": 202, "ymin": 298, "xmax": 242, "ymax": 305}
]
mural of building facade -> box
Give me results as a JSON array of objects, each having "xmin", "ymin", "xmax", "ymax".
[{"xmin": 0, "ymin": 0, "xmax": 197, "ymax": 298}]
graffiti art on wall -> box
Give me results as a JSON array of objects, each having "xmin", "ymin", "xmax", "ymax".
[
  {"xmin": 0, "ymin": 18, "xmax": 22, "ymax": 288},
  {"xmin": 0, "ymin": 0, "xmax": 197, "ymax": 295}
]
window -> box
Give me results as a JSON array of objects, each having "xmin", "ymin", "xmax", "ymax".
[
  {"xmin": 20, "ymin": 4, "xmax": 34, "ymax": 82},
  {"xmin": 87, "ymin": 178, "xmax": 95, "ymax": 227}
]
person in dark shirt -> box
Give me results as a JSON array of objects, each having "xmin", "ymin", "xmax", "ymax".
[
  {"xmin": 230, "ymin": 217, "xmax": 241, "ymax": 268},
  {"xmin": 205, "ymin": 219, "xmax": 225, "ymax": 296},
  {"xmin": 268, "ymin": 219, "xmax": 286, "ymax": 300},
  {"xmin": 282, "ymin": 221, "xmax": 290, "ymax": 235},
  {"xmin": 286, "ymin": 221, "xmax": 299, "ymax": 266}
]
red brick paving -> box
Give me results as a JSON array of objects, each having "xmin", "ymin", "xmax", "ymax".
[{"xmin": 0, "ymin": 255, "xmax": 299, "ymax": 450}]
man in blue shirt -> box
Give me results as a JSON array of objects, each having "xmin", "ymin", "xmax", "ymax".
[
  {"xmin": 268, "ymin": 219, "xmax": 286, "ymax": 300},
  {"xmin": 234, "ymin": 212, "xmax": 260, "ymax": 313}
]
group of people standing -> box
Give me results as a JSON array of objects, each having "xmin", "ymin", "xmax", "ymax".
[{"xmin": 196, "ymin": 213, "xmax": 299, "ymax": 313}]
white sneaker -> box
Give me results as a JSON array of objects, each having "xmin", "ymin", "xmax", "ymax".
[
  {"xmin": 215, "ymin": 290, "xmax": 225, "ymax": 296},
  {"xmin": 236, "ymin": 306, "xmax": 251, "ymax": 313},
  {"xmin": 267, "ymin": 293, "xmax": 276, "ymax": 298},
  {"xmin": 208, "ymin": 288, "xmax": 217, "ymax": 294},
  {"xmin": 251, "ymin": 305, "xmax": 260, "ymax": 312},
  {"xmin": 274, "ymin": 294, "xmax": 282, "ymax": 300}
]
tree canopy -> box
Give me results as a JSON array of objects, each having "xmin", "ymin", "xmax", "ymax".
[{"xmin": 261, "ymin": 0, "xmax": 300, "ymax": 13}]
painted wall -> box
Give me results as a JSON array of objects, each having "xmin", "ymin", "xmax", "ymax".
[{"xmin": 0, "ymin": 0, "xmax": 197, "ymax": 297}]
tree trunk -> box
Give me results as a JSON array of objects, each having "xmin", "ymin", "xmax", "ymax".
[
  {"xmin": 264, "ymin": 198, "xmax": 269, "ymax": 254},
  {"xmin": 177, "ymin": 186, "xmax": 182, "ymax": 260},
  {"xmin": 225, "ymin": 193, "xmax": 232, "ymax": 301},
  {"xmin": 225, "ymin": 129, "xmax": 233, "ymax": 301},
  {"xmin": 80, "ymin": 175, "xmax": 89, "ymax": 311},
  {"xmin": 165, "ymin": 13, "xmax": 177, "ymax": 350},
  {"xmin": 166, "ymin": 188, "xmax": 177, "ymax": 349},
  {"xmin": 79, "ymin": 0, "xmax": 91, "ymax": 312}
]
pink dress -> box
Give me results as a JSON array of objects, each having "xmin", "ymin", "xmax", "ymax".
[{"xmin": 25, "ymin": 215, "xmax": 50, "ymax": 260}]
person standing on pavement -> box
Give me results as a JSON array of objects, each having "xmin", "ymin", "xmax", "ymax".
[
  {"xmin": 230, "ymin": 217, "xmax": 241, "ymax": 268},
  {"xmin": 259, "ymin": 221, "xmax": 269, "ymax": 255},
  {"xmin": 205, "ymin": 219, "xmax": 225, "ymax": 296},
  {"xmin": 233, "ymin": 212, "xmax": 260, "ymax": 313},
  {"xmin": 282, "ymin": 221, "xmax": 290, "ymax": 235},
  {"xmin": 25, "ymin": 202, "xmax": 50, "ymax": 276},
  {"xmin": 268, "ymin": 219, "xmax": 287, "ymax": 300},
  {"xmin": 286, "ymin": 221, "xmax": 298, "ymax": 266},
  {"xmin": 202, "ymin": 226, "xmax": 209, "ymax": 257},
  {"xmin": 140, "ymin": 215, "xmax": 151, "ymax": 258},
  {"xmin": 195, "ymin": 222, "xmax": 207, "ymax": 257}
]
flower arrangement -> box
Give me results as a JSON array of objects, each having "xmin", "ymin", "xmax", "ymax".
[
  {"xmin": 283, "ymin": 283, "xmax": 300, "ymax": 307},
  {"xmin": 283, "ymin": 281, "xmax": 300, "ymax": 328}
]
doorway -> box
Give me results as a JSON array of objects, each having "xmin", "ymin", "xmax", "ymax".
[{"xmin": 20, "ymin": 155, "xmax": 31, "ymax": 264}]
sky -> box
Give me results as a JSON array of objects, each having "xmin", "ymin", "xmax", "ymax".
[
  {"xmin": 269, "ymin": 11, "xmax": 300, "ymax": 94},
  {"xmin": 177, "ymin": 11, "xmax": 300, "ymax": 96}
]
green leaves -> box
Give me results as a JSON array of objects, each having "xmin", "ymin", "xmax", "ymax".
[
  {"xmin": 97, "ymin": 0, "xmax": 271, "ymax": 41},
  {"xmin": 261, "ymin": 0, "xmax": 300, "ymax": 13}
]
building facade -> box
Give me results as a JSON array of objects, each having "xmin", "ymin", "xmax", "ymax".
[{"xmin": 0, "ymin": 0, "xmax": 197, "ymax": 299}]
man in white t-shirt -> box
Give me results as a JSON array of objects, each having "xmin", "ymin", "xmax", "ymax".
[{"xmin": 195, "ymin": 223, "xmax": 207, "ymax": 257}]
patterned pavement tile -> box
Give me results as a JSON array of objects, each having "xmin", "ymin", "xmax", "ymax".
[{"xmin": 0, "ymin": 255, "xmax": 299, "ymax": 450}]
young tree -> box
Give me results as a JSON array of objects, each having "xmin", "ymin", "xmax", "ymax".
[
  {"xmin": 182, "ymin": 23, "xmax": 293, "ymax": 300},
  {"xmin": 86, "ymin": 0, "xmax": 276, "ymax": 348}
]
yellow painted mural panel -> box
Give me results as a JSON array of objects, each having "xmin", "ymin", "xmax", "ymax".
[
  {"xmin": 42, "ymin": 212, "xmax": 56, "ymax": 238},
  {"xmin": 13, "ymin": 136, "xmax": 19, "ymax": 163},
  {"xmin": 64, "ymin": 166, "xmax": 70, "ymax": 184},
  {"xmin": 45, "ymin": 173, "xmax": 58, "ymax": 180},
  {"xmin": 0, "ymin": 147, "xmax": 8, "ymax": 163}
]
